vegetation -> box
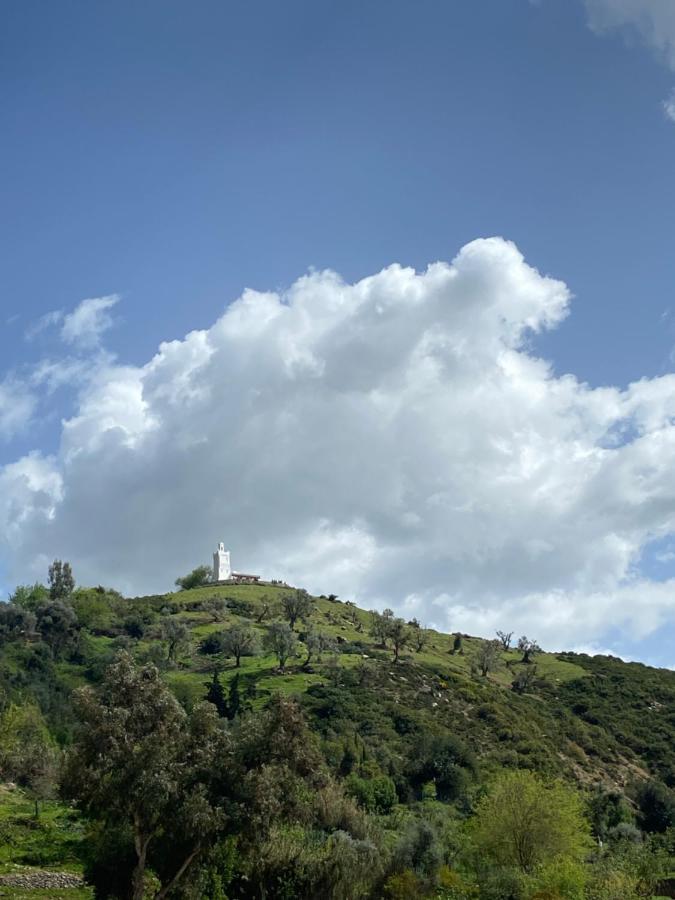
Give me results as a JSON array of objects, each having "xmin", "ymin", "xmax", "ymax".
[{"xmin": 0, "ymin": 560, "xmax": 673, "ymax": 897}]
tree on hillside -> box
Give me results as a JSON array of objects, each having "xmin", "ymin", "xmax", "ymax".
[
  {"xmin": 48, "ymin": 559, "xmax": 75, "ymax": 600},
  {"xmin": 369, "ymin": 608, "xmax": 394, "ymax": 648},
  {"xmin": 264, "ymin": 622, "xmax": 298, "ymax": 671},
  {"xmin": 203, "ymin": 596, "xmax": 227, "ymax": 622},
  {"xmin": 0, "ymin": 703, "xmax": 58, "ymax": 818},
  {"xmin": 0, "ymin": 603, "xmax": 36, "ymax": 643},
  {"xmin": 517, "ymin": 635, "xmax": 541, "ymax": 664},
  {"xmin": 496, "ymin": 630, "xmax": 513, "ymax": 651},
  {"xmin": 587, "ymin": 784, "xmax": 633, "ymax": 842},
  {"xmin": 8, "ymin": 583, "xmax": 49, "ymax": 611},
  {"xmin": 175, "ymin": 565, "xmax": 212, "ymax": 591},
  {"xmin": 35, "ymin": 599, "xmax": 79, "ymax": 658},
  {"xmin": 475, "ymin": 640, "xmax": 501, "ymax": 677},
  {"xmin": 160, "ymin": 617, "xmax": 190, "ymax": 663},
  {"xmin": 511, "ymin": 665, "xmax": 539, "ymax": 694},
  {"xmin": 221, "ymin": 623, "xmax": 259, "ymax": 668},
  {"xmin": 62, "ymin": 653, "xmax": 233, "ymax": 900},
  {"xmin": 204, "ymin": 668, "xmax": 228, "ymax": 717},
  {"xmin": 231, "ymin": 696, "xmax": 377, "ymax": 898},
  {"xmin": 636, "ymin": 779, "xmax": 675, "ymax": 833},
  {"xmin": 281, "ymin": 589, "xmax": 314, "ymax": 630},
  {"xmin": 407, "ymin": 732, "xmax": 477, "ymax": 803},
  {"xmin": 470, "ymin": 770, "xmax": 591, "ymax": 873},
  {"xmin": 255, "ymin": 595, "xmax": 273, "ymax": 623},
  {"xmin": 409, "ymin": 619, "xmax": 430, "ymax": 653},
  {"xmin": 344, "ymin": 602, "xmax": 360, "ymax": 629},
  {"xmin": 302, "ymin": 628, "xmax": 337, "ymax": 668},
  {"xmin": 388, "ymin": 617, "xmax": 409, "ymax": 663},
  {"xmin": 451, "ymin": 633, "xmax": 463, "ymax": 655},
  {"xmin": 199, "ymin": 631, "xmax": 227, "ymax": 655}
]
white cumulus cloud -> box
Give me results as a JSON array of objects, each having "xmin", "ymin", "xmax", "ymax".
[
  {"xmin": 2, "ymin": 238, "xmax": 675, "ymax": 654},
  {"xmin": 60, "ymin": 295, "xmax": 119, "ymax": 348},
  {"xmin": 0, "ymin": 377, "xmax": 37, "ymax": 440}
]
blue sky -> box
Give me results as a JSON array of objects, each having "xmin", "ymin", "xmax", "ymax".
[{"xmin": 3, "ymin": 0, "xmax": 675, "ymax": 666}]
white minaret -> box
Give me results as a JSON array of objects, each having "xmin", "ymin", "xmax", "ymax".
[{"xmin": 213, "ymin": 542, "xmax": 231, "ymax": 582}]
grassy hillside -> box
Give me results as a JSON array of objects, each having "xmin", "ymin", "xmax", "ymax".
[{"xmin": 1, "ymin": 579, "xmax": 675, "ymax": 897}]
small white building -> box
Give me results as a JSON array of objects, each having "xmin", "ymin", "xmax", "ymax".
[{"xmin": 213, "ymin": 542, "xmax": 232, "ymax": 582}]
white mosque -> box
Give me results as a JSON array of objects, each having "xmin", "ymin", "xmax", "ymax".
[{"xmin": 212, "ymin": 542, "xmax": 260, "ymax": 584}]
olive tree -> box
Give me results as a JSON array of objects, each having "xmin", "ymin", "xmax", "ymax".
[
  {"xmin": 388, "ymin": 617, "xmax": 409, "ymax": 663},
  {"xmin": 160, "ymin": 617, "xmax": 190, "ymax": 663},
  {"xmin": 517, "ymin": 635, "xmax": 541, "ymax": 664},
  {"xmin": 369, "ymin": 608, "xmax": 394, "ymax": 648},
  {"xmin": 302, "ymin": 628, "xmax": 337, "ymax": 668},
  {"xmin": 221, "ymin": 623, "xmax": 259, "ymax": 667},
  {"xmin": 475, "ymin": 640, "xmax": 501, "ymax": 677},
  {"xmin": 264, "ymin": 622, "xmax": 298, "ymax": 670},
  {"xmin": 62, "ymin": 653, "xmax": 232, "ymax": 900},
  {"xmin": 281, "ymin": 589, "xmax": 314, "ymax": 630}
]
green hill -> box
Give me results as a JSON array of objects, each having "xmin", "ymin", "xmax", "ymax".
[{"xmin": 1, "ymin": 578, "xmax": 674, "ymax": 898}]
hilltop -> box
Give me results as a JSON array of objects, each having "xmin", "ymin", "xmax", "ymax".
[{"xmin": 1, "ymin": 577, "xmax": 675, "ymax": 898}]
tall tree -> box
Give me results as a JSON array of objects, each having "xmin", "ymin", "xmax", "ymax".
[
  {"xmin": 48, "ymin": 560, "xmax": 75, "ymax": 600},
  {"xmin": 63, "ymin": 653, "xmax": 233, "ymax": 900},
  {"xmin": 204, "ymin": 668, "xmax": 228, "ymax": 717}
]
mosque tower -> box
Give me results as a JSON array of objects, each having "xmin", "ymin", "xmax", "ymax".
[{"xmin": 213, "ymin": 542, "xmax": 231, "ymax": 582}]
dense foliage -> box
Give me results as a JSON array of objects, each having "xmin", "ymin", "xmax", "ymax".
[{"xmin": 0, "ymin": 570, "xmax": 674, "ymax": 898}]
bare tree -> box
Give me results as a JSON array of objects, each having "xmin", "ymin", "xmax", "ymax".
[
  {"xmin": 496, "ymin": 630, "xmax": 513, "ymax": 651},
  {"xmin": 409, "ymin": 619, "xmax": 430, "ymax": 653}
]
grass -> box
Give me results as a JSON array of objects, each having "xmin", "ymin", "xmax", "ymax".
[
  {"xmin": 0, "ymin": 788, "xmax": 85, "ymax": 876},
  {"xmin": 151, "ymin": 584, "xmax": 589, "ymax": 714}
]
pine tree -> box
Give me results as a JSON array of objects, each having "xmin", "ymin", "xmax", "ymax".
[{"xmin": 205, "ymin": 669, "xmax": 227, "ymax": 717}]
